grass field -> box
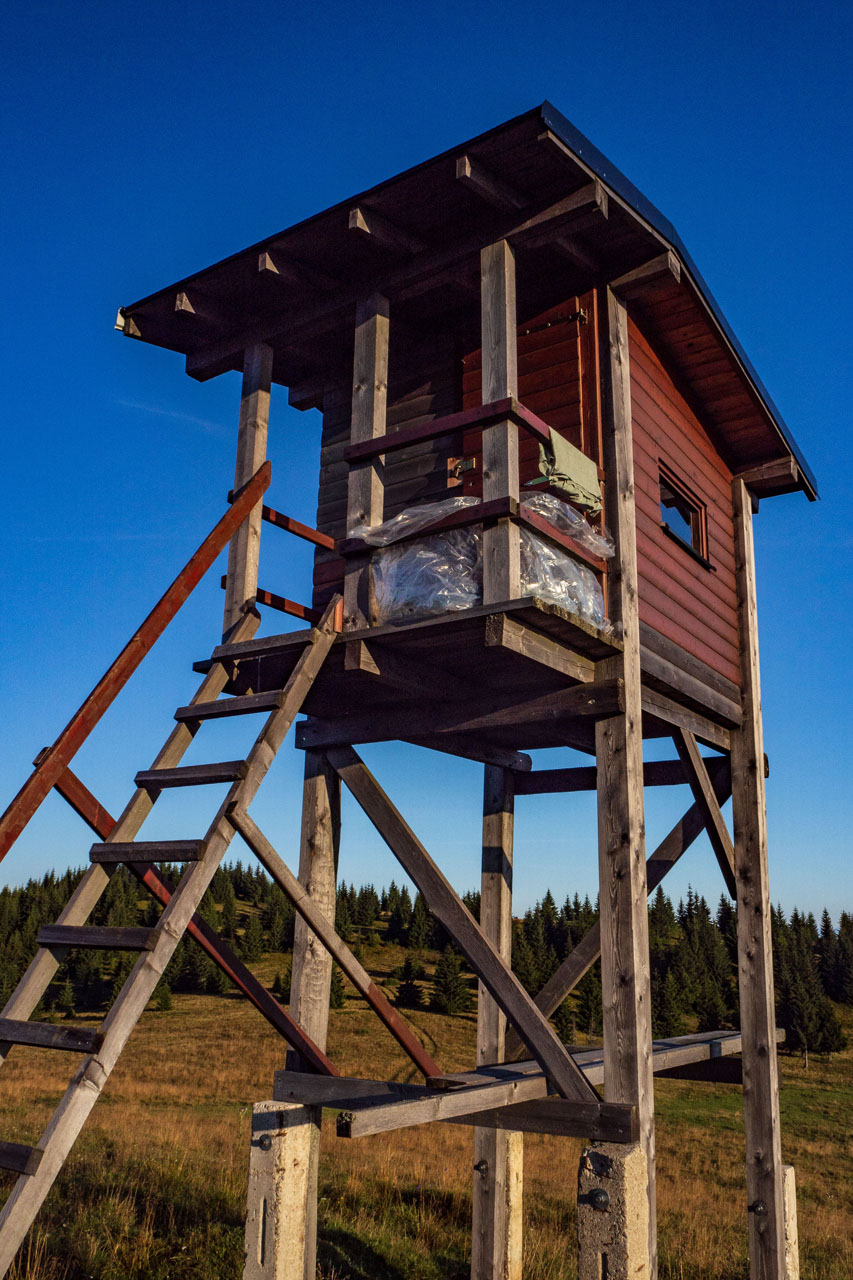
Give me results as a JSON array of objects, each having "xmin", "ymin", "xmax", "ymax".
[{"xmin": 1, "ymin": 945, "xmax": 850, "ymax": 1279}]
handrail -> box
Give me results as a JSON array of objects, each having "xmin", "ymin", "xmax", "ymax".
[{"xmin": 0, "ymin": 461, "xmax": 272, "ymax": 863}]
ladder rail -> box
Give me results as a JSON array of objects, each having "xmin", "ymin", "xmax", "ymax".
[
  {"xmin": 0, "ymin": 462, "xmax": 272, "ymax": 864},
  {"xmin": 0, "ymin": 610, "xmax": 261, "ymax": 1061},
  {"xmin": 0, "ymin": 599, "xmax": 340, "ymax": 1277}
]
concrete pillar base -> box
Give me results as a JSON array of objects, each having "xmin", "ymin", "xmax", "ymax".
[
  {"xmin": 243, "ymin": 1101, "xmax": 315, "ymax": 1280},
  {"xmin": 782, "ymin": 1165, "xmax": 800, "ymax": 1280},
  {"xmin": 577, "ymin": 1143, "xmax": 650, "ymax": 1280}
]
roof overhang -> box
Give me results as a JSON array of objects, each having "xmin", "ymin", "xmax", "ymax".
[{"xmin": 117, "ymin": 102, "xmax": 816, "ymax": 501}]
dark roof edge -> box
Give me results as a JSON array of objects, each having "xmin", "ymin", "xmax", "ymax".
[{"xmin": 538, "ymin": 102, "xmax": 817, "ymax": 499}]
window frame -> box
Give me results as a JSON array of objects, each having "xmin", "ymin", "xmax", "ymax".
[{"xmin": 658, "ymin": 461, "xmax": 712, "ymax": 568}]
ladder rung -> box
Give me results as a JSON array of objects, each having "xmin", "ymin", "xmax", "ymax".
[
  {"xmin": 174, "ymin": 691, "xmax": 283, "ymax": 722},
  {"xmin": 134, "ymin": 761, "xmax": 249, "ymax": 789},
  {"xmin": 89, "ymin": 840, "xmax": 205, "ymax": 864},
  {"xmin": 37, "ymin": 925, "xmax": 157, "ymax": 952},
  {"xmin": 0, "ymin": 1018, "xmax": 104, "ymax": 1054},
  {"xmin": 0, "ymin": 1141, "xmax": 43, "ymax": 1176}
]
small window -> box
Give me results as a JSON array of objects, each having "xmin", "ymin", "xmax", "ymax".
[{"xmin": 659, "ymin": 463, "xmax": 708, "ymax": 562}]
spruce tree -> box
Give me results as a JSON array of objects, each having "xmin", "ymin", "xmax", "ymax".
[
  {"xmin": 430, "ymin": 948, "xmax": 472, "ymax": 1015},
  {"xmin": 408, "ymin": 893, "xmax": 432, "ymax": 950},
  {"xmin": 329, "ymin": 965, "xmax": 346, "ymax": 1010},
  {"xmin": 395, "ymin": 955, "xmax": 424, "ymax": 1009}
]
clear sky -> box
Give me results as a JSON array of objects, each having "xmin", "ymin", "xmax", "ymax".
[{"xmin": 1, "ymin": 0, "xmax": 851, "ymax": 921}]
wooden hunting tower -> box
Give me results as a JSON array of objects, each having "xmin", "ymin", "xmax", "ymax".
[{"xmin": 0, "ymin": 104, "xmax": 814, "ymax": 1279}]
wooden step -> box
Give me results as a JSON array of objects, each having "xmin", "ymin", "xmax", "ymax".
[
  {"xmin": 0, "ymin": 1141, "xmax": 43, "ymax": 1176},
  {"xmin": 0, "ymin": 1019, "xmax": 104, "ymax": 1054},
  {"xmin": 89, "ymin": 840, "xmax": 204, "ymax": 864},
  {"xmin": 173, "ymin": 691, "xmax": 283, "ymax": 722},
  {"xmin": 134, "ymin": 761, "xmax": 249, "ymax": 789},
  {"xmin": 37, "ymin": 926, "xmax": 156, "ymax": 952}
]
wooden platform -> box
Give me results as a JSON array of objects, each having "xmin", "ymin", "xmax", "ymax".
[
  {"xmin": 195, "ymin": 596, "xmax": 741, "ymax": 759},
  {"xmin": 272, "ymin": 1030, "xmax": 775, "ymax": 1141}
]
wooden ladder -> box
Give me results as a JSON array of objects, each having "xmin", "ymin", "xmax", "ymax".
[{"xmin": 0, "ymin": 598, "xmax": 340, "ymax": 1276}]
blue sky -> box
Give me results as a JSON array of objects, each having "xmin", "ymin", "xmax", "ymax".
[{"xmin": 1, "ymin": 0, "xmax": 850, "ymax": 921}]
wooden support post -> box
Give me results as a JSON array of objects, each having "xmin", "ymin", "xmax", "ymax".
[
  {"xmin": 343, "ymin": 293, "xmax": 389, "ymax": 629},
  {"xmin": 223, "ymin": 344, "xmax": 273, "ymax": 639},
  {"xmin": 594, "ymin": 286, "xmax": 656, "ymax": 1274},
  {"xmin": 472, "ymin": 767, "xmax": 522, "ymax": 1280},
  {"xmin": 286, "ymin": 750, "xmax": 341, "ymax": 1280},
  {"xmin": 731, "ymin": 478, "xmax": 786, "ymax": 1279},
  {"xmin": 480, "ymin": 241, "xmax": 520, "ymax": 603}
]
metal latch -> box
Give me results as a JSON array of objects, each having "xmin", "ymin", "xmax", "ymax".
[{"xmin": 447, "ymin": 456, "xmax": 477, "ymax": 488}]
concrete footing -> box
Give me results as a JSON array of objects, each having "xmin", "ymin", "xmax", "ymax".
[
  {"xmin": 577, "ymin": 1143, "xmax": 650, "ymax": 1280},
  {"xmin": 243, "ymin": 1101, "xmax": 314, "ymax": 1280},
  {"xmin": 782, "ymin": 1164, "xmax": 800, "ymax": 1280}
]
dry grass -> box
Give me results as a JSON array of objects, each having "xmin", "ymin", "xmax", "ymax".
[{"xmin": 0, "ymin": 956, "xmax": 850, "ymax": 1278}]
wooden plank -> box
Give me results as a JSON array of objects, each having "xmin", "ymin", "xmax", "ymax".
[
  {"xmin": 640, "ymin": 639, "xmax": 742, "ymax": 727},
  {"xmin": 37, "ymin": 926, "xmax": 155, "ymax": 952},
  {"xmin": 655, "ymin": 1057, "xmax": 742, "ymax": 1084},
  {"xmin": 672, "ymin": 729, "xmax": 737, "ymax": 895},
  {"xmin": 134, "ymin": 761, "xmax": 249, "ymax": 789},
  {"xmin": 480, "ymin": 240, "xmax": 521, "ymax": 603},
  {"xmin": 596, "ymin": 284, "xmax": 657, "ymax": 1271},
  {"xmin": 730, "ymin": 478, "xmax": 786, "ymax": 1279},
  {"xmin": 89, "ymin": 840, "xmax": 203, "ymax": 863},
  {"xmin": 173, "ymin": 691, "xmax": 284, "ymax": 722},
  {"xmin": 641, "ymin": 686, "xmax": 731, "ymax": 751},
  {"xmin": 295, "ymin": 679, "xmax": 624, "ymax": 752},
  {"xmin": 514, "ymin": 756, "xmax": 728, "ymax": 795},
  {"xmin": 343, "ymin": 397, "xmax": 549, "ymax": 464},
  {"xmin": 506, "ymin": 182, "xmax": 608, "ymax": 249},
  {"xmin": 344, "ymin": 293, "xmax": 389, "ymax": 628},
  {"xmin": 473, "ymin": 766, "xmax": 522, "ymax": 1280},
  {"xmin": 260, "ymin": 505, "xmax": 336, "ymax": 550},
  {"xmin": 227, "ymin": 806, "xmax": 440, "ymax": 1079},
  {"xmin": 222, "ymin": 344, "xmax": 273, "ymax": 638},
  {"xmin": 485, "ymin": 614, "xmax": 595, "ymax": 683},
  {"xmin": 0, "ymin": 1019, "xmax": 103, "ymax": 1054},
  {"xmin": 456, "ymin": 155, "xmax": 526, "ymax": 210},
  {"xmin": 447, "ymin": 1099, "xmax": 636, "ymax": 1141},
  {"xmin": 610, "ymin": 252, "xmax": 681, "ymax": 298},
  {"xmin": 343, "ymin": 639, "xmax": 471, "ymax": 701},
  {"xmin": 0, "ymin": 1143, "xmax": 42, "ymax": 1177},
  {"xmin": 327, "ymin": 747, "xmax": 598, "ymax": 1105},
  {"xmin": 406, "ymin": 736, "xmax": 532, "ymax": 774}
]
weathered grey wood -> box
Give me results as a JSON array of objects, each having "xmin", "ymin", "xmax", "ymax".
[
  {"xmin": 37, "ymin": 926, "xmax": 156, "ymax": 952},
  {"xmin": 174, "ymin": 691, "xmax": 284, "ymax": 721},
  {"xmin": 0, "ymin": 611, "xmax": 260, "ymax": 1071},
  {"xmin": 0, "ymin": 1020, "xmax": 103, "ymax": 1054},
  {"xmin": 223, "ymin": 344, "xmax": 273, "ymax": 638},
  {"xmin": 610, "ymin": 251, "xmax": 681, "ymax": 296},
  {"xmin": 639, "ymin": 622, "xmax": 741, "ymax": 704},
  {"xmin": 0, "ymin": 605, "xmax": 337, "ymax": 1276},
  {"xmin": 480, "ymin": 240, "xmax": 520, "ymax": 603},
  {"xmin": 641, "ymin": 685, "xmax": 731, "ymax": 751},
  {"xmin": 327, "ymin": 746, "xmax": 598, "ymax": 1104},
  {"xmin": 89, "ymin": 840, "xmax": 203, "ymax": 864},
  {"xmin": 227, "ymin": 807, "xmax": 439, "ymax": 1078},
  {"xmin": 450, "ymin": 1099, "xmax": 637, "ymax": 1141},
  {"xmin": 295, "ymin": 679, "xmax": 623, "ymax": 751},
  {"xmin": 641, "ymin": 640, "xmax": 742, "ymax": 727},
  {"xmin": 730, "ymin": 478, "xmax": 786, "ymax": 1279},
  {"xmin": 0, "ymin": 1144, "xmax": 42, "ymax": 1177},
  {"xmin": 134, "ymin": 761, "xmax": 248, "ymax": 789},
  {"xmin": 596, "ymin": 285, "xmax": 657, "ymax": 1274},
  {"xmin": 672, "ymin": 729, "xmax": 736, "ymax": 895},
  {"xmin": 344, "ymin": 294, "xmax": 389, "ymax": 628},
  {"xmin": 473, "ymin": 767, "xmax": 522, "ymax": 1280},
  {"xmin": 287, "ymin": 746, "xmax": 342, "ymax": 1280},
  {"xmin": 485, "ymin": 614, "xmax": 595, "ymax": 683}
]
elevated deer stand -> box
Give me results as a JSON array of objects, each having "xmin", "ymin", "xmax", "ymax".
[{"xmin": 0, "ymin": 104, "xmax": 813, "ymax": 1280}]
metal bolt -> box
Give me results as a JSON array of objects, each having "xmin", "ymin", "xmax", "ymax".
[
  {"xmin": 750, "ymin": 1200, "xmax": 768, "ymax": 1217},
  {"xmin": 590, "ymin": 1188, "xmax": 610, "ymax": 1212},
  {"xmin": 473, "ymin": 1159, "xmax": 489, "ymax": 1176},
  {"xmin": 258, "ymin": 1133, "xmax": 272, "ymax": 1151}
]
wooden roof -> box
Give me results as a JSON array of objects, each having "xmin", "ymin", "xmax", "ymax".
[{"xmin": 117, "ymin": 102, "xmax": 816, "ymax": 500}]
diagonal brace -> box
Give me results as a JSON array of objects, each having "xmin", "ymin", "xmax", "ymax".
[
  {"xmin": 504, "ymin": 757, "xmax": 732, "ymax": 1060},
  {"xmin": 672, "ymin": 730, "xmax": 736, "ymax": 896},
  {"xmin": 227, "ymin": 805, "xmax": 441, "ymax": 1079},
  {"xmin": 326, "ymin": 746, "xmax": 599, "ymax": 1104}
]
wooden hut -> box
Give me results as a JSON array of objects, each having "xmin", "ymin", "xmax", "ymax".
[{"xmin": 0, "ymin": 103, "xmax": 813, "ymax": 1280}]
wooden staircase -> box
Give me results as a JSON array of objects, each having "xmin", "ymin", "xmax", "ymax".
[{"xmin": 0, "ymin": 598, "xmax": 340, "ymax": 1276}]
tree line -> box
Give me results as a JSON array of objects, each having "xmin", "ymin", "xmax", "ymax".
[{"xmin": 0, "ymin": 866, "xmax": 849, "ymax": 1059}]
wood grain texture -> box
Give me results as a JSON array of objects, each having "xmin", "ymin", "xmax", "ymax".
[
  {"xmin": 344, "ymin": 294, "xmax": 389, "ymax": 628},
  {"xmin": 480, "ymin": 241, "xmax": 520, "ymax": 602},
  {"xmin": 730, "ymin": 478, "xmax": 786, "ymax": 1280},
  {"xmin": 472, "ymin": 766, "xmax": 522, "ymax": 1280},
  {"xmin": 223, "ymin": 344, "xmax": 273, "ymax": 638},
  {"xmin": 596, "ymin": 285, "xmax": 657, "ymax": 1273}
]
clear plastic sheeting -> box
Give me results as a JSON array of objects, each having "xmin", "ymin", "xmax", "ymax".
[{"xmin": 356, "ymin": 496, "xmax": 613, "ymax": 630}]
